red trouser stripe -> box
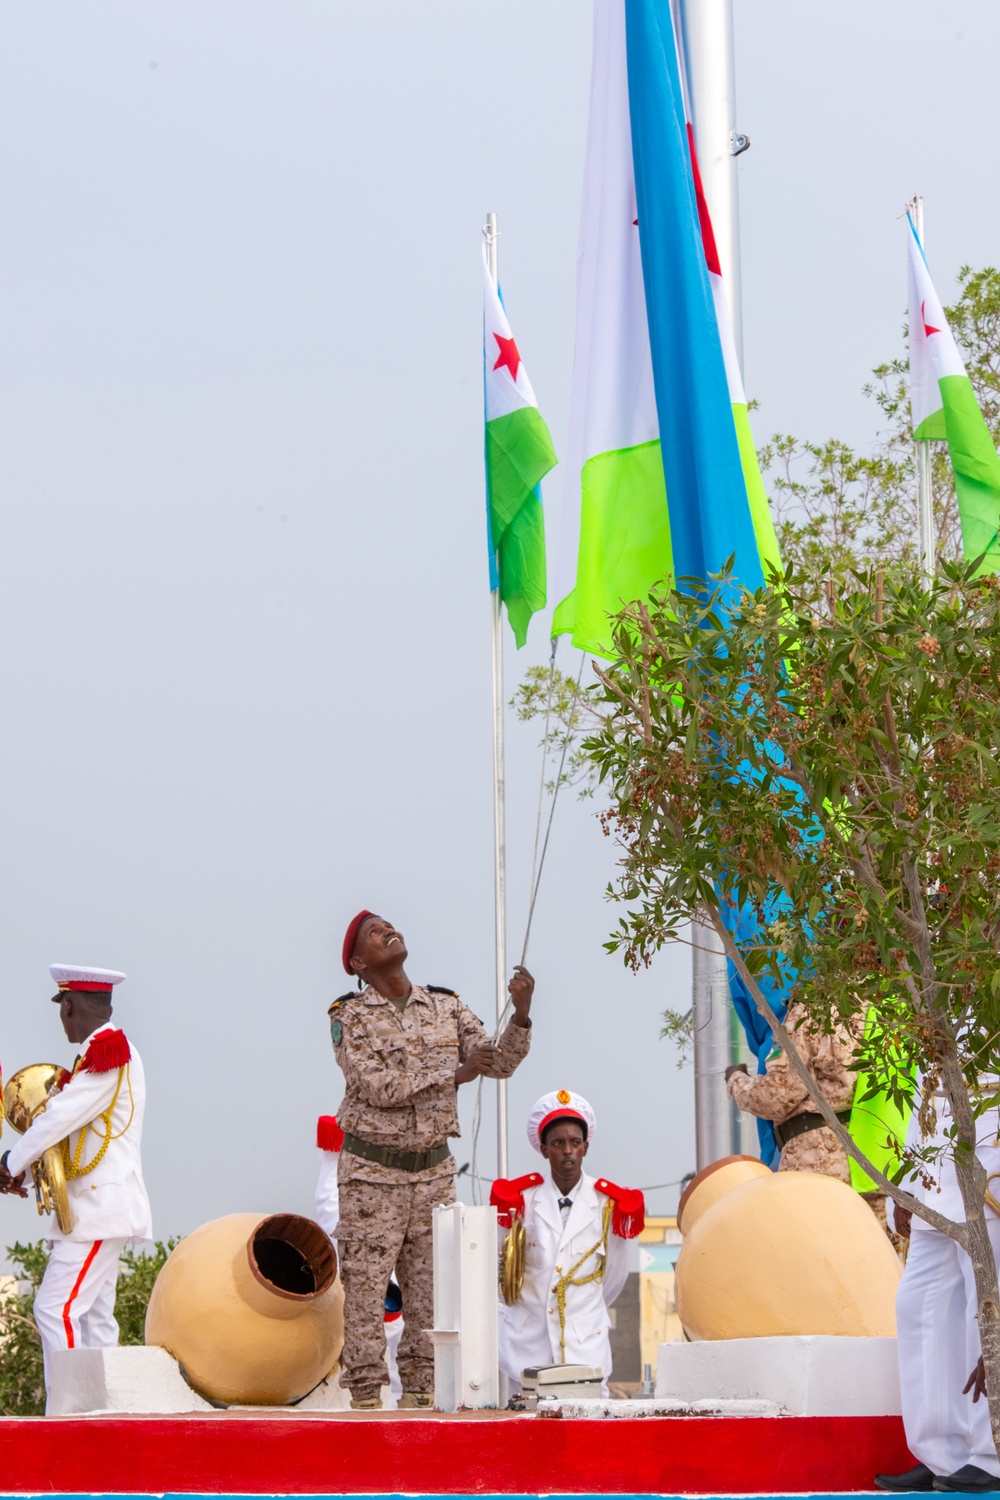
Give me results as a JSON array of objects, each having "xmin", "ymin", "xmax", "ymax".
[{"xmin": 61, "ymin": 1239, "xmax": 103, "ymax": 1348}]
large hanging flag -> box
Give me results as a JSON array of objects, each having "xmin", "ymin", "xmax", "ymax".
[
  {"xmin": 553, "ymin": 0, "xmax": 776, "ymax": 656},
  {"xmin": 483, "ymin": 250, "xmax": 557, "ymax": 648},
  {"xmin": 907, "ymin": 215, "xmax": 1000, "ymax": 574},
  {"xmin": 550, "ymin": 0, "xmax": 668, "ymax": 655},
  {"xmin": 552, "ymin": 0, "xmax": 792, "ymax": 1161}
]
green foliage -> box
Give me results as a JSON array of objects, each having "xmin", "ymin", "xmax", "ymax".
[
  {"xmin": 115, "ymin": 1240, "xmax": 177, "ymax": 1346},
  {"xmin": 0, "ymin": 1238, "xmax": 177, "ymax": 1416},
  {"xmin": 586, "ymin": 562, "xmax": 1000, "ymax": 1196},
  {"xmin": 659, "ymin": 1006, "xmax": 694, "ymax": 1065},
  {"xmin": 0, "ymin": 1241, "xmax": 48, "ymax": 1416},
  {"xmin": 511, "ymin": 662, "xmax": 601, "ymax": 795}
]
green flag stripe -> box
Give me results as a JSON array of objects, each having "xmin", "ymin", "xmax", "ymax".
[
  {"xmin": 485, "ymin": 407, "xmax": 556, "ymax": 546},
  {"xmin": 485, "ymin": 404, "xmax": 556, "ymax": 648},
  {"xmin": 554, "ymin": 439, "xmax": 672, "ymax": 657},
  {"xmin": 498, "ymin": 490, "xmax": 546, "ymax": 649},
  {"xmin": 915, "ymin": 374, "xmax": 1000, "ymax": 575},
  {"xmin": 733, "ymin": 403, "xmax": 782, "ymax": 580}
]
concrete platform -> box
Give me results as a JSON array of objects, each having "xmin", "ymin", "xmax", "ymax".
[{"xmin": 656, "ymin": 1335, "xmax": 901, "ymax": 1416}]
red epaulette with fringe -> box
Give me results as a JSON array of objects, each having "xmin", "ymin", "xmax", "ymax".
[
  {"xmin": 317, "ymin": 1114, "xmax": 344, "ymax": 1152},
  {"xmin": 80, "ymin": 1029, "xmax": 132, "ymax": 1074},
  {"xmin": 595, "ymin": 1178, "xmax": 645, "ymax": 1238},
  {"xmin": 490, "ymin": 1172, "xmax": 544, "ymax": 1228}
]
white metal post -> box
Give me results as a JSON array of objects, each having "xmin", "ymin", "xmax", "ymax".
[
  {"xmin": 430, "ymin": 1202, "xmax": 500, "ymax": 1411},
  {"xmin": 679, "ymin": 0, "xmax": 747, "ymax": 1159},
  {"xmin": 485, "ymin": 210, "xmax": 509, "ymax": 1181},
  {"xmin": 912, "ymin": 196, "xmax": 934, "ymax": 585}
]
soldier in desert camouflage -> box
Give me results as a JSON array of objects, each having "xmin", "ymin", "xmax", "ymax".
[
  {"xmin": 725, "ymin": 1000, "xmax": 886, "ymax": 1223},
  {"xmin": 330, "ymin": 910, "xmax": 533, "ymax": 1410}
]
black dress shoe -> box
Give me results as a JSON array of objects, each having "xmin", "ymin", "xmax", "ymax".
[
  {"xmin": 933, "ymin": 1467, "xmax": 1000, "ymax": 1493},
  {"xmin": 875, "ymin": 1464, "xmax": 938, "ymax": 1492}
]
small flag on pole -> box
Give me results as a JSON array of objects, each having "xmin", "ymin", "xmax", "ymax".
[
  {"xmin": 483, "ymin": 249, "xmax": 557, "ymax": 648},
  {"xmin": 907, "ymin": 213, "xmax": 1000, "ymax": 575}
]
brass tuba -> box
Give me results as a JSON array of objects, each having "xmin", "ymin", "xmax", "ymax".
[
  {"xmin": 3, "ymin": 1064, "xmax": 74, "ymax": 1235},
  {"xmin": 499, "ymin": 1217, "xmax": 526, "ymax": 1306}
]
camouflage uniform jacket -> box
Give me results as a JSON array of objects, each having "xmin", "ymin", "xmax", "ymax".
[
  {"xmin": 330, "ymin": 982, "xmax": 531, "ymax": 1185},
  {"xmin": 726, "ymin": 1001, "xmax": 862, "ymax": 1179}
]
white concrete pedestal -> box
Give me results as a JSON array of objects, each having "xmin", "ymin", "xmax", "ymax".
[
  {"xmin": 656, "ymin": 1335, "xmax": 901, "ymax": 1417},
  {"xmin": 49, "ymin": 1346, "xmax": 213, "ymax": 1415},
  {"xmin": 47, "ymin": 1345, "xmax": 354, "ymax": 1415}
]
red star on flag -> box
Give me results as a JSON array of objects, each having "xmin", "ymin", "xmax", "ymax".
[
  {"xmin": 922, "ymin": 300, "xmax": 940, "ymax": 338},
  {"xmin": 493, "ymin": 332, "xmax": 522, "ymax": 383}
]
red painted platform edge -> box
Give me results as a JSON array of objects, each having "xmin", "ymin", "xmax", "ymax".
[{"xmin": 0, "ymin": 1414, "xmax": 914, "ymax": 1494}]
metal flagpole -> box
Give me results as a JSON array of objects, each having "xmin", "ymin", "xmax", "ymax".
[
  {"xmin": 912, "ymin": 196, "xmax": 935, "ymax": 586},
  {"xmin": 679, "ymin": 0, "xmax": 751, "ymax": 1165},
  {"xmin": 484, "ymin": 209, "xmax": 509, "ymax": 1181}
]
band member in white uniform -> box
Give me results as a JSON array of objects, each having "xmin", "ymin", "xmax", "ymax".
[
  {"xmin": 876, "ymin": 1080, "xmax": 1000, "ymax": 1494},
  {"xmin": 0, "ymin": 965, "xmax": 151, "ymax": 1407},
  {"xmin": 490, "ymin": 1089, "xmax": 644, "ymax": 1392},
  {"xmin": 314, "ymin": 1112, "xmax": 402, "ymax": 1404}
]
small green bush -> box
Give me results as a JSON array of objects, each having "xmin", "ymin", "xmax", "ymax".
[{"xmin": 0, "ymin": 1238, "xmax": 177, "ymax": 1416}]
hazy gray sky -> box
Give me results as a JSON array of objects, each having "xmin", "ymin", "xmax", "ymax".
[{"xmin": 0, "ymin": 2, "xmax": 997, "ymax": 1252}]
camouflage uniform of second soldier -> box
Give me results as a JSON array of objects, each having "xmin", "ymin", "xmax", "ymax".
[
  {"xmin": 726, "ymin": 1000, "xmax": 886, "ymax": 1224},
  {"xmin": 330, "ymin": 983, "xmax": 531, "ymax": 1405}
]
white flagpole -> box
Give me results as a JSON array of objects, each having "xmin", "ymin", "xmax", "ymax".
[
  {"xmin": 912, "ymin": 196, "xmax": 935, "ymax": 586},
  {"xmin": 484, "ymin": 210, "xmax": 509, "ymax": 1181},
  {"xmin": 679, "ymin": 0, "xmax": 749, "ymax": 1164}
]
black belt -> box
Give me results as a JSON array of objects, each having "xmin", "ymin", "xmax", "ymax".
[
  {"xmin": 774, "ymin": 1108, "xmax": 851, "ymax": 1151},
  {"xmin": 342, "ymin": 1131, "xmax": 451, "ymax": 1173}
]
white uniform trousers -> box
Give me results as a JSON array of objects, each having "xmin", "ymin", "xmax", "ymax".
[
  {"xmin": 897, "ymin": 1218, "xmax": 1000, "ymax": 1478},
  {"xmin": 34, "ymin": 1237, "xmax": 129, "ymax": 1400}
]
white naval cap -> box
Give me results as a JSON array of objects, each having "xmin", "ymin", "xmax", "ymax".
[
  {"xmin": 527, "ymin": 1089, "xmax": 596, "ymax": 1154},
  {"xmin": 50, "ymin": 964, "xmax": 126, "ymax": 994}
]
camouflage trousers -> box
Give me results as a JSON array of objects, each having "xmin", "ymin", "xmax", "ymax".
[{"xmin": 337, "ymin": 1174, "xmax": 456, "ymax": 1402}]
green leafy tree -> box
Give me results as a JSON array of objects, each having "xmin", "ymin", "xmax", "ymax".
[
  {"xmin": 584, "ymin": 562, "xmax": 1000, "ymax": 1458},
  {"xmin": 0, "ymin": 1241, "xmax": 48, "ymax": 1415},
  {"xmin": 0, "ymin": 1238, "xmax": 176, "ymax": 1416}
]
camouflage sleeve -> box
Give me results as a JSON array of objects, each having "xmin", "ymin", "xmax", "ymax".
[
  {"xmin": 455, "ymin": 1001, "xmax": 531, "ymax": 1077},
  {"xmin": 486, "ymin": 1015, "xmax": 531, "ymax": 1077},
  {"xmin": 727, "ymin": 1041, "xmax": 810, "ymax": 1123},
  {"xmin": 333, "ymin": 1009, "xmax": 454, "ymax": 1108}
]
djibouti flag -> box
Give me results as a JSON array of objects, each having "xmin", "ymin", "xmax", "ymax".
[
  {"xmin": 907, "ymin": 214, "xmax": 1000, "ymax": 574},
  {"xmin": 483, "ymin": 249, "xmax": 557, "ymax": 648},
  {"xmin": 552, "ymin": 0, "xmax": 773, "ymax": 657}
]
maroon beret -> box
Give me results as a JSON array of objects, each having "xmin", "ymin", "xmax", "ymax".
[{"xmin": 342, "ymin": 910, "xmax": 375, "ymax": 975}]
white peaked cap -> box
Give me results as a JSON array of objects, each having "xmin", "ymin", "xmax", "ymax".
[
  {"xmin": 527, "ymin": 1089, "xmax": 596, "ymax": 1155},
  {"xmin": 50, "ymin": 964, "xmax": 126, "ymax": 992}
]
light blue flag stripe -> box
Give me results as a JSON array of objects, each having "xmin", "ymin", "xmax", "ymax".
[
  {"xmin": 625, "ymin": 0, "xmax": 785, "ymax": 1162},
  {"xmin": 624, "ymin": 0, "xmax": 763, "ymax": 594}
]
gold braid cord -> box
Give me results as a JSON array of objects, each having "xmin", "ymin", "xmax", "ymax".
[
  {"xmin": 986, "ymin": 1172, "xmax": 1000, "ymax": 1218},
  {"xmin": 553, "ymin": 1198, "xmax": 613, "ymax": 1362},
  {"xmin": 500, "ymin": 1218, "xmax": 527, "ymax": 1306},
  {"xmin": 61, "ymin": 1066, "xmax": 133, "ymax": 1180}
]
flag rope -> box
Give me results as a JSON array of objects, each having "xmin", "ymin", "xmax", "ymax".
[{"xmin": 469, "ymin": 648, "xmax": 588, "ymax": 1204}]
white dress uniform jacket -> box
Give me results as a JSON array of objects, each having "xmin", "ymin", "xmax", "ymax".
[
  {"xmin": 6, "ymin": 1023, "xmax": 151, "ymax": 1243},
  {"xmin": 896, "ymin": 1080, "xmax": 1000, "ymax": 1478},
  {"xmin": 498, "ymin": 1172, "xmax": 631, "ymax": 1385}
]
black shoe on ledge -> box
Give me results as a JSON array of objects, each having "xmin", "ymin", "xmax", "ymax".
[
  {"xmin": 933, "ymin": 1467, "xmax": 1000, "ymax": 1493},
  {"xmin": 875, "ymin": 1464, "xmax": 938, "ymax": 1492}
]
